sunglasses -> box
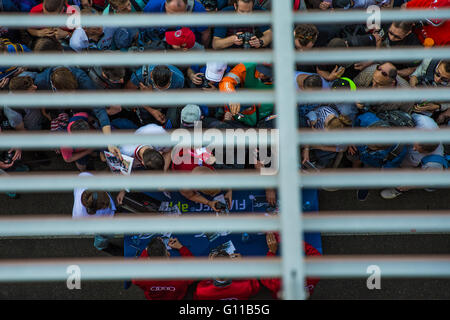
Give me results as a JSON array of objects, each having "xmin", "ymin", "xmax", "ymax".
[{"xmin": 388, "ymin": 30, "xmax": 403, "ymax": 41}]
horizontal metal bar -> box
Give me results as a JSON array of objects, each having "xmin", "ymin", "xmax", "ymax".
[
  {"xmin": 0, "ymin": 51, "xmax": 272, "ymax": 67},
  {"xmin": 1, "ymin": 127, "xmax": 450, "ymax": 149},
  {"xmin": 295, "ymin": 8, "xmax": 450, "ymax": 24},
  {"xmin": 300, "ymin": 169, "xmax": 450, "ymax": 188},
  {"xmin": 0, "ymin": 214, "xmax": 280, "ymax": 237},
  {"xmin": 306, "ymin": 255, "xmax": 450, "ymax": 278},
  {"xmin": 1, "ymin": 88, "xmax": 447, "ymax": 108},
  {"xmin": 296, "ymin": 47, "xmax": 450, "ymax": 64},
  {"xmin": 1, "ymin": 9, "xmax": 448, "ymax": 28},
  {"xmin": 1, "ymin": 256, "xmax": 450, "ymax": 281},
  {"xmin": 0, "ymin": 258, "xmax": 281, "ymax": 281},
  {"xmin": 0, "ymin": 172, "xmax": 278, "ymax": 192},
  {"xmin": 2, "ymin": 47, "xmax": 448, "ymax": 67},
  {"xmin": 0, "ymin": 90, "xmax": 274, "ymax": 107},
  {"xmin": 0, "ymin": 130, "xmax": 277, "ymax": 149},
  {"xmin": 297, "ymin": 87, "xmax": 450, "ymax": 104},
  {"xmin": 303, "ymin": 212, "xmax": 450, "ymax": 233},
  {"xmin": 0, "ymin": 12, "xmax": 272, "ymax": 28},
  {"xmin": 298, "ymin": 128, "xmax": 450, "ymax": 145},
  {"xmin": 1, "ymin": 212, "xmax": 450, "ymax": 237}
]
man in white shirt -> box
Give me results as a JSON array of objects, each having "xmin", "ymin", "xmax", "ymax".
[
  {"xmin": 381, "ymin": 114, "xmax": 445, "ymax": 199},
  {"xmin": 73, "ymin": 172, "xmax": 122, "ymax": 255}
]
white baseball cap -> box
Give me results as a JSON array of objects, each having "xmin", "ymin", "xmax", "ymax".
[
  {"xmin": 69, "ymin": 27, "xmax": 89, "ymax": 52},
  {"xmin": 205, "ymin": 62, "xmax": 227, "ymax": 83}
]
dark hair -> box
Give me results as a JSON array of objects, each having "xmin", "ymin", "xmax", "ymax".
[
  {"xmin": 417, "ymin": 143, "xmax": 439, "ymax": 154},
  {"xmin": 211, "ymin": 250, "xmax": 230, "ymax": 258},
  {"xmin": 380, "ymin": 62, "xmax": 398, "ymax": 80},
  {"xmin": 9, "ymin": 76, "xmax": 34, "ymax": 91},
  {"xmin": 442, "ymin": 60, "xmax": 450, "ymax": 73},
  {"xmin": 51, "ymin": 67, "xmax": 78, "ymax": 90},
  {"xmin": 102, "ymin": 67, "xmax": 125, "ymax": 81},
  {"xmin": 294, "ymin": 24, "xmax": 318, "ymax": 47},
  {"xmin": 81, "ymin": 190, "xmax": 111, "ymax": 215},
  {"xmin": 327, "ymin": 37, "xmax": 347, "ymax": 48},
  {"xmin": 151, "ymin": 65, "xmax": 172, "ymax": 88},
  {"xmin": 303, "ymin": 74, "xmax": 323, "ymax": 89},
  {"xmin": 34, "ymin": 37, "xmax": 63, "ymax": 52},
  {"xmin": 392, "ymin": 21, "xmax": 414, "ymax": 34},
  {"xmin": 70, "ymin": 119, "xmax": 90, "ymax": 131},
  {"xmin": 44, "ymin": 0, "xmax": 65, "ymax": 13},
  {"xmin": 146, "ymin": 238, "xmax": 168, "ymax": 257},
  {"xmin": 142, "ymin": 149, "xmax": 165, "ymax": 170}
]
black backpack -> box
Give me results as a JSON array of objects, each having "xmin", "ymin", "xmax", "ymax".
[{"xmin": 375, "ymin": 110, "xmax": 415, "ymax": 128}]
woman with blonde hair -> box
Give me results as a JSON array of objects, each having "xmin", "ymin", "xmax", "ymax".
[{"xmin": 301, "ymin": 105, "xmax": 353, "ymax": 168}]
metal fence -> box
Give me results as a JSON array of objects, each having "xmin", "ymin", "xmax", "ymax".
[{"xmin": 1, "ymin": 3, "xmax": 450, "ymax": 300}]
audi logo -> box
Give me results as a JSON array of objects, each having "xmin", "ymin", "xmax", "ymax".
[{"xmin": 150, "ymin": 286, "xmax": 176, "ymax": 292}]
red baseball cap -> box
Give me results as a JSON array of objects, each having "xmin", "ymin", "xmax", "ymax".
[{"xmin": 165, "ymin": 28, "xmax": 196, "ymax": 49}]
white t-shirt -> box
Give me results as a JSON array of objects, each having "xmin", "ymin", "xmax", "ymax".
[
  {"xmin": 72, "ymin": 172, "xmax": 116, "ymax": 219},
  {"xmin": 401, "ymin": 114, "xmax": 444, "ymax": 169},
  {"xmin": 120, "ymin": 124, "xmax": 171, "ymax": 164}
]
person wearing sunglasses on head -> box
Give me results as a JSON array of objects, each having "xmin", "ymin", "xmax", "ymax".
[{"xmin": 409, "ymin": 59, "xmax": 450, "ymax": 117}]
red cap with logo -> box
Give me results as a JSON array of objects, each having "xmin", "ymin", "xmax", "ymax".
[{"xmin": 165, "ymin": 27, "xmax": 196, "ymax": 49}]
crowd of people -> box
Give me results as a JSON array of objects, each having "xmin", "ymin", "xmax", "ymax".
[{"xmin": 0, "ymin": 0, "xmax": 449, "ymax": 300}]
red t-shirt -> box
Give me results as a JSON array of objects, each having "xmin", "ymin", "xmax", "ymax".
[
  {"xmin": 29, "ymin": 4, "xmax": 76, "ymax": 32},
  {"xmin": 171, "ymin": 148, "xmax": 215, "ymax": 172},
  {"xmin": 132, "ymin": 246, "xmax": 194, "ymax": 300},
  {"xmin": 260, "ymin": 241, "xmax": 321, "ymax": 299},
  {"xmin": 406, "ymin": 0, "xmax": 450, "ymax": 46},
  {"xmin": 194, "ymin": 279, "xmax": 261, "ymax": 300}
]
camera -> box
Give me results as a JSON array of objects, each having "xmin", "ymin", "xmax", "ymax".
[
  {"xmin": 237, "ymin": 32, "xmax": 254, "ymax": 50},
  {"xmin": 200, "ymin": 0, "xmax": 218, "ymax": 10},
  {"xmin": 0, "ymin": 151, "xmax": 14, "ymax": 164},
  {"xmin": 344, "ymin": 34, "xmax": 377, "ymax": 47},
  {"xmin": 198, "ymin": 74, "xmax": 211, "ymax": 89}
]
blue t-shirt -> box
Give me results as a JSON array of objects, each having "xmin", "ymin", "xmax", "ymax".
[
  {"xmin": 143, "ymin": 0, "xmax": 207, "ymax": 40},
  {"xmin": 213, "ymin": 6, "xmax": 270, "ymax": 43},
  {"xmin": 131, "ymin": 65, "xmax": 185, "ymax": 89}
]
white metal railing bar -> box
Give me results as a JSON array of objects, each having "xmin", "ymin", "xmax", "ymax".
[
  {"xmin": 1, "ymin": 47, "xmax": 449, "ymax": 66},
  {"xmin": 0, "ymin": 170, "xmax": 449, "ymax": 192},
  {"xmin": 303, "ymin": 213, "xmax": 450, "ymax": 233},
  {"xmin": 306, "ymin": 256, "xmax": 450, "ymax": 278},
  {"xmin": 296, "ymin": 47, "xmax": 450, "ymax": 64},
  {"xmin": 1, "ymin": 128, "xmax": 450, "ymax": 149},
  {"xmin": 0, "ymin": 9, "xmax": 449, "ymax": 28},
  {"xmin": 0, "ymin": 215, "xmax": 279, "ymax": 236},
  {"xmin": 0, "ymin": 172, "xmax": 278, "ymax": 192},
  {"xmin": 300, "ymin": 170, "xmax": 450, "ymax": 189},
  {"xmin": 0, "ymin": 131, "xmax": 277, "ymax": 148},
  {"xmin": 273, "ymin": 0, "xmax": 304, "ymax": 300},
  {"xmin": 0, "ymin": 258, "xmax": 281, "ymax": 281},
  {"xmin": 0, "ymin": 51, "xmax": 273, "ymax": 66},
  {"xmin": 0, "ymin": 11, "xmax": 272, "ymax": 27},
  {"xmin": 1, "ymin": 213, "xmax": 450, "ymax": 237},
  {"xmin": 1, "ymin": 256, "xmax": 450, "ymax": 282},
  {"xmin": 298, "ymin": 128, "xmax": 450, "ymax": 146},
  {"xmin": 0, "ymin": 90, "xmax": 275, "ymax": 107},
  {"xmin": 1, "ymin": 88, "xmax": 447, "ymax": 108},
  {"xmin": 297, "ymin": 87, "xmax": 450, "ymax": 104},
  {"xmin": 294, "ymin": 8, "xmax": 450, "ymax": 24}
]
